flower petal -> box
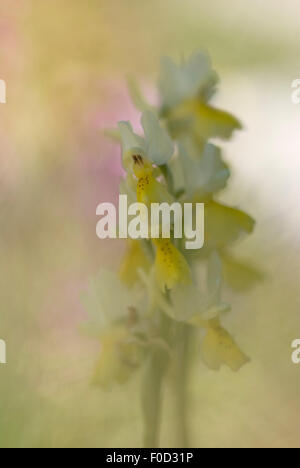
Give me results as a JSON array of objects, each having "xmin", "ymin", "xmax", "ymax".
[
  {"xmin": 118, "ymin": 121, "xmax": 146, "ymax": 171},
  {"xmin": 179, "ymin": 142, "xmax": 230, "ymax": 196},
  {"xmin": 158, "ymin": 52, "xmax": 218, "ymax": 109},
  {"xmin": 154, "ymin": 239, "xmax": 191, "ymax": 292},
  {"xmin": 141, "ymin": 110, "xmax": 174, "ymax": 165}
]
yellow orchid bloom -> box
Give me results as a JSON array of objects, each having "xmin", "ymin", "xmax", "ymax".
[
  {"xmin": 119, "ymin": 239, "xmax": 151, "ymax": 287},
  {"xmin": 131, "ymin": 154, "xmax": 191, "ymax": 292},
  {"xmin": 204, "ymin": 201, "xmax": 255, "ymax": 248},
  {"xmin": 197, "ymin": 318, "xmax": 250, "ymax": 372},
  {"xmin": 132, "ymin": 154, "xmax": 173, "ymax": 206},
  {"xmin": 167, "ymin": 99, "xmax": 242, "ymax": 147},
  {"xmin": 92, "ymin": 325, "xmax": 142, "ymax": 389},
  {"xmin": 185, "ymin": 199, "xmax": 254, "ymax": 249},
  {"xmin": 186, "ymin": 99, "xmax": 242, "ymax": 140},
  {"xmin": 153, "ymin": 238, "xmax": 192, "ymax": 292}
]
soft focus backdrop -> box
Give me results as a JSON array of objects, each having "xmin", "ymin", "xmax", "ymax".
[{"xmin": 1, "ymin": 0, "xmax": 300, "ymax": 448}]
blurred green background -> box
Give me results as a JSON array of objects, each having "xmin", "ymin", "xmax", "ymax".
[{"xmin": 1, "ymin": 0, "xmax": 300, "ymax": 447}]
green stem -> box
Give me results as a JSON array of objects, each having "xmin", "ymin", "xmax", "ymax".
[
  {"xmin": 141, "ymin": 348, "xmax": 169, "ymax": 447},
  {"xmin": 141, "ymin": 311, "xmax": 171, "ymax": 448},
  {"xmin": 174, "ymin": 323, "xmax": 190, "ymax": 448}
]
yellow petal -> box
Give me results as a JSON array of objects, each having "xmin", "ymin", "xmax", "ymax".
[
  {"xmin": 222, "ymin": 253, "xmax": 264, "ymax": 292},
  {"xmin": 171, "ymin": 99, "xmax": 242, "ymax": 141},
  {"xmin": 92, "ymin": 326, "xmax": 127, "ymax": 389},
  {"xmin": 132, "ymin": 154, "xmax": 172, "ymax": 205},
  {"xmin": 191, "ymin": 101, "xmax": 242, "ymax": 140},
  {"xmin": 119, "ymin": 240, "xmax": 151, "ymax": 287},
  {"xmin": 204, "ymin": 201, "xmax": 255, "ymax": 248},
  {"xmin": 201, "ymin": 323, "xmax": 250, "ymax": 372},
  {"xmin": 153, "ymin": 238, "xmax": 192, "ymax": 292},
  {"xmin": 137, "ymin": 173, "xmax": 172, "ymax": 205},
  {"xmin": 92, "ymin": 326, "xmax": 142, "ymax": 389},
  {"xmin": 133, "ymin": 154, "xmax": 153, "ymax": 179}
]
